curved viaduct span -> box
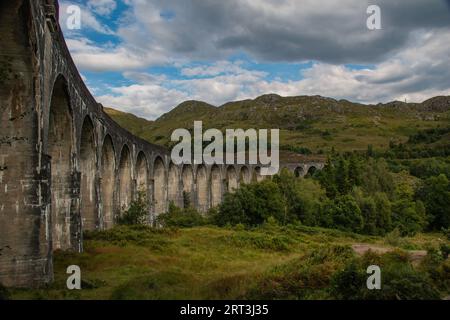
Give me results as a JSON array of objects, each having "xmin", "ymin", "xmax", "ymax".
[{"xmin": 0, "ymin": 0, "xmax": 324, "ymax": 287}]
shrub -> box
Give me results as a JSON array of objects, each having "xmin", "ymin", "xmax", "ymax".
[
  {"xmin": 223, "ymin": 232, "xmax": 293, "ymax": 251},
  {"xmin": 384, "ymin": 228, "xmax": 403, "ymax": 247},
  {"xmin": 330, "ymin": 252, "xmax": 441, "ymax": 300},
  {"xmin": 418, "ymin": 246, "xmax": 450, "ymax": 292},
  {"xmin": 0, "ymin": 283, "xmax": 10, "ymax": 300},
  {"xmin": 83, "ymin": 225, "xmax": 172, "ymax": 249},
  {"xmin": 330, "ymin": 260, "xmax": 366, "ymax": 300},
  {"xmin": 442, "ymin": 227, "xmax": 450, "ymax": 241},
  {"xmin": 244, "ymin": 245, "xmax": 354, "ymax": 299},
  {"xmin": 157, "ymin": 203, "xmax": 208, "ymax": 228},
  {"xmin": 440, "ymin": 243, "xmax": 450, "ymax": 260},
  {"xmin": 117, "ymin": 191, "xmax": 149, "ymax": 225}
]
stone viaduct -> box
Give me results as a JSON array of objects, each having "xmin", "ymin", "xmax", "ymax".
[{"xmin": 0, "ymin": 0, "xmax": 324, "ymax": 287}]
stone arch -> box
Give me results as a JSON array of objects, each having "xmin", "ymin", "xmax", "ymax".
[
  {"xmin": 253, "ymin": 166, "xmax": 264, "ymax": 182},
  {"xmin": 210, "ymin": 165, "xmax": 222, "ymax": 208},
  {"xmin": 79, "ymin": 116, "xmax": 97, "ymax": 231},
  {"xmin": 226, "ymin": 166, "xmax": 238, "ymax": 193},
  {"xmin": 118, "ymin": 145, "xmax": 132, "ymax": 214},
  {"xmin": 136, "ymin": 151, "xmax": 149, "ymax": 196},
  {"xmin": 100, "ymin": 135, "xmax": 115, "ymax": 229},
  {"xmin": 48, "ymin": 75, "xmax": 74, "ymax": 250},
  {"xmin": 153, "ymin": 156, "xmax": 167, "ymax": 215},
  {"xmin": 168, "ymin": 162, "xmax": 181, "ymax": 207},
  {"xmin": 181, "ymin": 164, "xmax": 194, "ymax": 208},
  {"xmin": 294, "ymin": 166, "xmax": 304, "ymax": 178},
  {"xmin": 306, "ymin": 166, "xmax": 317, "ymax": 178},
  {"xmin": 196, "ymin": 165, "xmax": 208, "ymax": 213},
  {"xmin": 240, "ymin": 166, "xmax": 251, "ymax": 185}
]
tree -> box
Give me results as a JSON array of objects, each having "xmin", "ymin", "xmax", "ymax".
[
  {"xmin": 348, "ymin": 154, "xmax": 363, "ymax": 186},
  {"xmin": 318, "ymin": 156, "xmax": 338, "ymax": 198},
  {"xmin": 117, "ymin": 191, "xmax": 149, "ymax": 225},
  {"xmin": 416, "ymin": 174, "xmax": 450, "ymax": 230},
  {"xmin": 359, "ymin": 196, "xmax": 377, "ymax": 235},
  {"xmin": 391, "ymin": 199, "xmax": 427, "ymax": 236},
  {"xmin": 215, "ymin": 180, "xmax": 286, "ymax": 226},
  {"xmin": 325, "ymin": 195, "xmax": 364, "ymax": 233},
  {"xmin": 336, "ymin": 156, "xmax": 351, "ymax": 194},
  {"xmin": 373, "ymin": 192, "xmax": 392, "ymax": 234},
  {"xmin": 290, "ymin": 178, "xmax": 327, "ymax": 226},
  {"xmin": 367, "ymin": 144, "xmax": 374, "ymax": 157},
  {"xmin": 360, "ymin": 158, "xmax": 394, "ymax": 196},
  {"xmin": 273, "ymin": 168, "xmax": 299, "ymax": 223}
]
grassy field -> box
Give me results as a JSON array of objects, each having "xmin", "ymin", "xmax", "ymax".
[{"xmin": 9, "ymin": 224, "xmax": 448, "ymax": 300}]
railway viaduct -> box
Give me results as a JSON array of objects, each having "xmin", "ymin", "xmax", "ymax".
[{"xmin": 0, "ymin": 0, "xmax": 324, "ymax": 287}]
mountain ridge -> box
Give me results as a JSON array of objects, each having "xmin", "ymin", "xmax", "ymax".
[{"xmin": 104, "ymin": 94, "xmax": 450, "ymax": 154}]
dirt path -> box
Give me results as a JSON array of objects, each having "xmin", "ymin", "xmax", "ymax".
[{"xmin": 351, "ymin": 243, "xmax": 427, "ymax": 265}]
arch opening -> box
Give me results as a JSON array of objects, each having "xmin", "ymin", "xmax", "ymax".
[
  {"xmin": 168, "ymin": 163, "xmax": 181, "ymax": 207},
  {"xmin": 294, "ymin": 167, "xmax": 304, "ymax": 178},
  {"xmin": 153, "ymin": 157, "xmax": 167, "ymax": 215},
  {"xmin": 253, "ymin": 166, "xmax": 264, "ymax": 182},
  {"xmin": 226, "ymin": 166, "xmax": 238, "ymax": 193},
  {"xmin": 118, "ymin": 145, "xmax": 132, "ymax": 214},
  {"xmin": 240, "ymin": 166, "xmax": 251, "ymax": 185},
  {"xmin": 306, "ymin": 166, "xmax": 317, "ymax": 178},
  {"xmin": 210, "ymin": 165, "xmax": 222, "ymax": 208},
  {"xmin": 136, "ymin": 152, "xmax": 149, "ymax": 196},
  {"xmin": 100, "ymin": 135, "xmax": 115, "ymax": 229},
  {"xmin": 80, "ymin": 117, "xmax": 97, "ymax": 231},
  {"xmin": 196, "ymin": 165, "xmax": 208, "ymax": 213},
  {"xmin": 181, "ymin": 165, "xmax": 194, "ymax": 208},
  {"xmin": 48, "ymin": 76, "xmax": 73, "ymax": 250}
]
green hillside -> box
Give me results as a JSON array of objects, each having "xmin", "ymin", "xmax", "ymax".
[
  {"xmin": 104, "ymin": 107, "xmax": 155, "ymax": 139},
  {"xmin": 105, "ymin": 94, "xmax": 450, "ymax": 154}
]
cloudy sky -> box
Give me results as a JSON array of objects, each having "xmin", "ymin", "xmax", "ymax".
[{"xmin": 60, "ymin": 0, "xmax": 450, "ymax": 120}]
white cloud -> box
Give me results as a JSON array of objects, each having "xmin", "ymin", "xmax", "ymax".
[
  {"xmin": 96, "ymin": 29, "xmax": 450, "ymax": 120},
  {"xmin": 97, "ymin": 84, "xmax": 189, "ymax": 119},
  {"xmin": 66, "ymin": 37, "xmax": 169, "ymax": 71},
  {"xmin": 181, "ymin": 61, "xmax": 249, "ymax": 77},
  {"xmin": 87, "ymin": 0, "xmax": 117, "ymax": 16},
  {"xmin": 59, "ymin": 1, "xmax": 115, "ymax": 35}
]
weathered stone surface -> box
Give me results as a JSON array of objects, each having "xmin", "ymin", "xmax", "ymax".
[{"xmin": 0, "ymin": 0, "xmax": 324, "ymax": 288}]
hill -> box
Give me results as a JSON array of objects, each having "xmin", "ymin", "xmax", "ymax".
[
  {"xmin": 103, "ymin": 107, "xmax": 155, "ymax": 140},
  {"xmin": 104, "ymin": 95, "xmax": 450, "ymax": 154}
]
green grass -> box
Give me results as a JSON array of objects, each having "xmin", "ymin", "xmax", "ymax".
[{"xmin": 9, "ymin": 225, "xmax": 448, "ymax": 300}]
